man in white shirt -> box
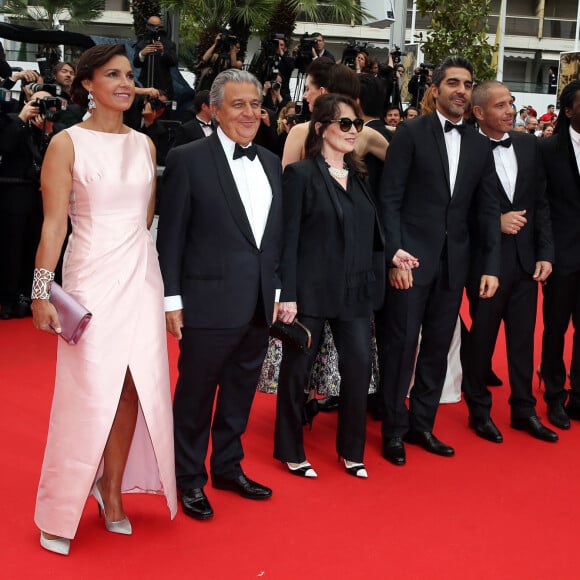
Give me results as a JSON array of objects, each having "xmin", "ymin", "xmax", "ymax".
[
  {"xmin": 463, "ymin": 80, "xmax": 557, "ymax": 444},
  {"xmin": 157, "ymin": 70, "xmax": 283, "ymax": 521}
]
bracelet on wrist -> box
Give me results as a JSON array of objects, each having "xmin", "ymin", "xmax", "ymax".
[{"xmin": 31, "ymin": 267, "xmax": 55, "ymax": 300}]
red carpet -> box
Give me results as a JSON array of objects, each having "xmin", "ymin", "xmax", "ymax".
[{"xmin": 1, "ymin": 299, "xmax": 578, "ymax": 579}]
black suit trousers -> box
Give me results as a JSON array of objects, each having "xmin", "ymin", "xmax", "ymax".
[
  {"xmin": 274, "ymin": 315, "xmax": 372, "ymax": 463},
  {"xmin": 541, "ymin": 270, "xmax": 580, "ymax": 405},
  {"xmin": 381, "ymin": 261, "xmax": 463, "ymax": 438},
  {"xmin": 173, "ymin": 319, "xmax": 269, "ymax": 490},
  {"xmin": 463, "ymin": 241, "xmax": 538, "ymax": 420}
]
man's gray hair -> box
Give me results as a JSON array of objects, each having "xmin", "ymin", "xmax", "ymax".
[{"xmin": 209, "ymin": 69, "xmax": 263, "ymax": 109}]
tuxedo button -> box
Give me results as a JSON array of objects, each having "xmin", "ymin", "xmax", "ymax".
[{"xmin": 254, "ymin": 249, "xmax": 261, "ymax": 254}]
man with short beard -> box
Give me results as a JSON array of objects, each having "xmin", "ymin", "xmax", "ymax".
[{"xmin": 379, "ymin": 56, "xmax": 501, "ymax": 466}]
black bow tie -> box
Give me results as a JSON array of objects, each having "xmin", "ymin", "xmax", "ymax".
[
  {"xmin": 444, "ymin": 120, "xmax": 466, "ymax": 134},
  {"xmin": 490, "ymin": 137, "xmax": 512, "ymax": 149},
  {"xmin": 198, "ymin": 119, "xmax": 212, "ymax": 128},
  {"xmin": 233, "ymin": 143, "xmax": 257, "ymax": 161}
]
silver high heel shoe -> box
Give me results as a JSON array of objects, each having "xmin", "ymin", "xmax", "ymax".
[
  {"xmin": 92, "ymin": 479, "xmax": 132, "ymax": 535},
  {"xmin": 40, "ymin": 532, "xmax": 70, "ymax": 556}
]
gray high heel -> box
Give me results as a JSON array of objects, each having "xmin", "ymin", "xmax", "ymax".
[
  {"xmin": 40, "ymin": 532, "xmax": 70, "ymax": 556},
  {"xmin": 92, "ymin": 479, "xmax": 132, "ymax": 535}
]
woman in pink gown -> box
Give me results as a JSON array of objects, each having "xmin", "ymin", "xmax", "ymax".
[{"xmin": 31, "ymin": 44, "xmax": 177, "ymax": 556}]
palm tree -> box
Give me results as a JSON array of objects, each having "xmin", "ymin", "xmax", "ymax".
[
  {"xmin": 1, "ymin": 0, "xmax": 105, "ymax": 71},
  {"xmin": 1, "ymin": 0, "xmax": 105, "ymax": 29}
]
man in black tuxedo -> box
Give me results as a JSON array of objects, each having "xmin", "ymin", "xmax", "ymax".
[
  {"xmin": 173, "ymin": 90, "xmax": 214, "ymax": 146},
  {"xmin": 539, "ymin": 80, "xmax": 580, "ymax": 429},
  {"xmin": 379, "ymin": 56, "xmax": 501, "ymax": 466},
  {"xmin": 157, "ymin": 69, "xmax": 282, "ymax": 520},
  {"xmin": 463, "ymin": 80, "xmax": 557, "ymax": 443}
]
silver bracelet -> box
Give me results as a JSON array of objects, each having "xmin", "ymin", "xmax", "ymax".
[{"xmin": 31, "ymin": 267, "xmax": 55, "ymax": 300}]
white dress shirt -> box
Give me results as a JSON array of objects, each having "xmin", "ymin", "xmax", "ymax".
[
  {"xmin": 482, "ymin": 130, "xmax": 518, "ymax": 203},
  {"xmin": 436, "ymin": 110, "xmax": 462, "ymax": 195},
  {"xmin": 164, "ymin": 127, "xmax": 274, "ymax": 312}
]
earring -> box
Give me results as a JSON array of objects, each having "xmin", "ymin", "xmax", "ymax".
[{"xmin": 88, "ymin": 91, "xmax": 96, "ymax": 110}]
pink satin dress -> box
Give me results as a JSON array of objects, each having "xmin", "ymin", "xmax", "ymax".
[{"xmin": 35, "ymin": 126, "xmax": 177, "ymax": 539}]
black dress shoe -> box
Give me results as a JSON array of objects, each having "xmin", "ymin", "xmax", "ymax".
[
  {"xmin": 564, "ymin": 402, "xmax": 580, "ymax": 421},
  {"xmin": 317, "ymin": 395, "xmax": 339, "ymax": 412},
  {"xmin": 180, "ymin": 488, "xmax": 214, "ymax": 520},
  {"xmin": 485, "ymin": 370, "xmax": 503, "ymax": 387},
  {"xmin": 548, "ymin": 404, "xmax": 571, "ymax": 429},
  {"xmin": 382, "ymin": 436, "xmax": 406, "ymax": 466},
  {"xmin": 510, "ymin": 416, "xmax": 559, "ymax": 442},
  {"xmin": 212, "ymin": 473, "xmax": 272, "ymax": 500},
  {"xmin": 404, "ymin": 430, "xmax": 455, "ymax": 457},
  {"xmin": 469, "ymin": 417, "xmax": 503, "ymax": 443}
]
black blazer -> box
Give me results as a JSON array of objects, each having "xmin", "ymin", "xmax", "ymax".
[
  {"xmin": 157, "ymin": 132, "xmax": 283, "ymax": 328},
  {"xmin": 470, "ymin": 132, "xmax": 553, "ymax": 279},
  {"xmin": 173, "ymin": 118, "xmax": 207, "ymax": 147},
  {"xmin": 379, "ymin": 113, "xmax": 501, "ymax": 289},
  {"xmin": 539, "ymin": 130, "xmax": 580, "ymax": 275},
  {"xmin": 280, "ymin": 155, "xmax": 385, "ymax": 317}
]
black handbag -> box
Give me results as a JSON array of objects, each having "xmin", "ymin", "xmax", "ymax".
[{"xmin": 270, "ymin": 318, "xmax": 312, "ymax": 353}]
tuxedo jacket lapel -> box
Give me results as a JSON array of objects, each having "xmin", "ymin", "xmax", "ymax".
[{"xmin": 208, "ymin": 134, "xmax": 257, "ymax": 248}]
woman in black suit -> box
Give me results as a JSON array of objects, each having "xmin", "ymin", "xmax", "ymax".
[{"xmin": 274, "ymin": 94, "xmax": 385, "ymax": 478}]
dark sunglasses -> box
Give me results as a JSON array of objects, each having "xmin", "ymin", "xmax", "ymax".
[{"xmin": 328, "ymin": 117, "xmax": 364, "ymax": 133}]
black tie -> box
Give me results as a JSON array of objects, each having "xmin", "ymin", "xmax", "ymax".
[
  {"xmin": 444, "ymin": 120, "xmax": 466, "ymax": 134},
  {"xmin": 198, "ymin": 119, "xmax": 212, "ymax": 129},
  {"xmin": 490, "ymin": 137, "xmax": 512, "ymax": 149},
  {"xmin": 233, "ymin": 142, "xmax": 257, "ymax": 161}
]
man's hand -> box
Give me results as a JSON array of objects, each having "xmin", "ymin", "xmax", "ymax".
[
  {"xmin": 392, "ymin": 249, "xmax": 420, "ymax": 270},
  {"xmin": 12, "ymin": 69, "xmax": 40, "ymax": 84},
  {"xmin": 165, "ymin": 309, "xmax": 183, "ymax": 340},
  {"xmin": 277, "ymin": 301, "xmax": 297, "ymax": 324},
  {"xmin": 501, "ymin": 209, "xmax": 527, "ymax": 235},
  {"xmin": 18, "ymin": 99, "xmax": 40, "ymax": 123},
  {"xmin": 533, "ymin": 261, "xmax": 552, "ymax": 284},
  {"xmin": 479, "ymin": 275, "xmax": 499, "ymax": 299},
  {"xmin": 389, "ymin": 268, "xmax": 413, "ymax": 290}
]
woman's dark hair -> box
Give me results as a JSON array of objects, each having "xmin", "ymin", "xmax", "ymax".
[
  {"xmin": 305, "ymin": 57, "xmax": 334, "ymax": 91},
  {"xmin": 71, "ymin": 44, "xmax": 128, "ymax": 107},
  {"xmin": 305, "ymin": 93, "xmax": 367, "ymax": 179},
  {"xmin": 554, "ymin": 80, "xmax": 580, "ymax": 134},
  {"xmin": 327, "ymin": 64, "xmax": 360, "ymax": 100}
]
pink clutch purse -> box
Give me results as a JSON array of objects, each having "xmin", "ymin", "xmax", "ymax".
[{"xmin": 49, "ymin": 282, "xmax": 92, "ymax": 344}]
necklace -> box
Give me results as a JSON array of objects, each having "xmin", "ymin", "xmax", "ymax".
[{"xmin": 326, "ymin": 162, "xmax": 349, "ymax": 179}]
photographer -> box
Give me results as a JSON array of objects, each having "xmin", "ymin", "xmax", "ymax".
[
  {"xmin": 262, "ymin": 74, "xmax": 288, "ymax": 114},
  {"xmin": 133, "ymin": 15, "xmax": 178, "ymax": 98},
  {"xmin": 196, "ymin": 32, "xmax": 242, "ymax": 92},
  {"xmin": 52, "ymin": 62, "xmax": 75, "ymax": 102},
  {"xmin": 0, "ymin": 90, "xmax": 58, "ymax": 319},
  {"xmin": 139, "ymin": 91, "xmax": 174, "ymax": 166},
  {"xmin": 408, "ymin": 63, "xmax": 433, "ymax": 109}
]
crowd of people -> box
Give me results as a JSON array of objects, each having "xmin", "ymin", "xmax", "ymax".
[{"xmin": 2, "ymin": 21, "xmax": 579, "ymax": 558}]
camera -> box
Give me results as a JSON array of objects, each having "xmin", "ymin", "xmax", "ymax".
[
  {"xmin": 26, "ymin": 83, "xmax": 62, "ymax": 97},
  {"xmin": 286, "ymin": 114, "xmax": 299, "ymax": 125},
  {"xmin": 391, "ymin": 45, "xmax": 406, "ymax": 65},
  {"xmin": 148, "ymin": 97, "xmax": 176, "ymax": 113},
  {"xmin": 33, "ymin": 96, "xmax": 68, "ymax": 121},
  {"xmin": 144, "ymin": 26, "xmax": 163, "ymax": 43},
  {"xmin": 215, "ymin": 31, "xmax": 238, "ymax": 55},
  {"xmin": 341, "ymin": 42, "xmax": 368, "ymax": 70}
]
